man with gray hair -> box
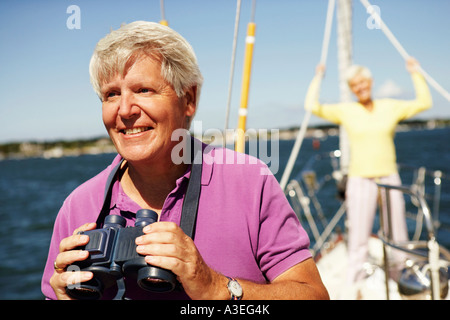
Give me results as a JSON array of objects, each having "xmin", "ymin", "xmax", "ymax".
[{"xmin": 42, "ymin": 21, "xmax": 329, "ymax": 300}]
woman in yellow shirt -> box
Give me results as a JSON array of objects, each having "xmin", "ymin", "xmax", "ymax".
[{"xmin": 305, "ymin": 58, "xmax": 432, "ymax": 286}]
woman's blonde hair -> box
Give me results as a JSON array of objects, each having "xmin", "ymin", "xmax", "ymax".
[
  {"xmin": 345, "ymin": 65, "xmax": 372, "ymax": 84},
  {"xmin": 89, "ymin": 21, "xmax": 203, "ymax": 107}
]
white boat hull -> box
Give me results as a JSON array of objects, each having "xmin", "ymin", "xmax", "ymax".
[{"xmin": 316, "ymin": 236, "xmax": 449, "ymax": 300}]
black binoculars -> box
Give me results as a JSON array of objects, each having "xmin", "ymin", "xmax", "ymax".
[{"xmin": 65, "ymin": 209, "xmax": 177, "ymax": 300}]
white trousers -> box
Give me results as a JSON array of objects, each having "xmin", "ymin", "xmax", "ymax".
[{"xmin": 345, "ymin": 173, "xmax": 408, "ymax": 284}]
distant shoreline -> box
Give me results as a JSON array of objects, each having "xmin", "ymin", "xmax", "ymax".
[{"xmin": 1, "ymin": 118, "xmax": 448, "ymax": 160}]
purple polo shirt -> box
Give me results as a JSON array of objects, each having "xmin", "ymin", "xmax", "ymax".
[{"xmin": 41, "ymin": 141, "xmax": 311, "ymax": 299}]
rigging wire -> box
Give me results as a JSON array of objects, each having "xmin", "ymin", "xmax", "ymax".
[
  {"xmin": 250, "ymin": 0, "xmax": 256, "ymax": 23},
  {"xmin": 280, "ymin": 0, "xmax": 336, "ymax": 190},
  {"xmin": 223, "ymin": 0, "xmax": 242, "ymax": 146},
  {"xmin": 360, "ymin": 0, "xmax": 450, "ymax": 103},
  {"xmin": 159, "ymin": 0, "xmax": 168, "ymax": 26}
]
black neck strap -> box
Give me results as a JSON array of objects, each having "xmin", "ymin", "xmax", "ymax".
[{"xmin": 96, "ymin": 138, "xmax": 203, "ymax": 240}]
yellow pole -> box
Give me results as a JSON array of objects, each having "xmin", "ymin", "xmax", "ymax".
[
  {"xmin": 160, "ymin": 19, "xmax": 169, "ymax": 26},
  {"xmin": 235, "ymin": 22, "xmax": 256, "ymax": 153}
]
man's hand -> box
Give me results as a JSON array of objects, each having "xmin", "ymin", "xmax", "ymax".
[
  {"xmin": 136, "ymin": 221, "xmax": 226, "ymax": 300},
  {"xmin": 49, "ymin": 222, "xmax": 96, "ymax": 300}
]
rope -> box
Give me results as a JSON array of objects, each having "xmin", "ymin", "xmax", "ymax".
[
  {"xmin": 320, "ymin": 0, "xmax": 336, "ymax": 66},
  {"xmin": 223, "ymin": 0, "xmax": 242, "ymax": 145},
  {"xmin": 360, "ymin": 0, "xmax": 450, "ymax": 103},
  {"xmin": 279, "ymin": 0, "xmax": 336, "ymax": 190},
  {"xmin": 336, "ymin": 0, "xmax": 353, "ymax": 174}
]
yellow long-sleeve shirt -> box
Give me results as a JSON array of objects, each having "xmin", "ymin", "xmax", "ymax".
[{"xmin": 305, "ymin": 73, "xmax": 432, "ymax": 178}]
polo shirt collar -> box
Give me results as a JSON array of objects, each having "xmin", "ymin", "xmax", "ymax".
[{"xmin": 108, "ymin": 138, "xmax": 214, "ymax": 215}]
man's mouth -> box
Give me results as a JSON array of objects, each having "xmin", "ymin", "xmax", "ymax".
[{"xmin": 121, "ymin": 127, "xmax": 153, "ymax": 135}]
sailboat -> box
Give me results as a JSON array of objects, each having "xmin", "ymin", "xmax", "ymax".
[{"xmin": 278, "ymin": 0, "xmax": 450, "ymax": 300}]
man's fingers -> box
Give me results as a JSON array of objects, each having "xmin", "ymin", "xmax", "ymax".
[
  {"xmin": 72, "ymin": 222, "xmax": 97, "ymax": 236},
  {"xmin": 54, "ymin": 250, "xmax": 89, "ymax": 272},
  {"xmin": 59, "ymin": 234, "xmax": 90, "ymax": 253}
]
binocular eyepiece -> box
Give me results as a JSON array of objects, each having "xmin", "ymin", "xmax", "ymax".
[{"xmin": 65, "ymin": 209, "xmax": 177, "ymax": 300}]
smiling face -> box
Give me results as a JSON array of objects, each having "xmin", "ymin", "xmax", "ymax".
[
  {"xmin": 100, "ymin": 54, "xmax": 196, "ymax": 165},
  {"xmin": 348, "ymin": 74, "xmax": 373, "ymax": 105}
]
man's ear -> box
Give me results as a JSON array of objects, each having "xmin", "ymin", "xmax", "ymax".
[{"xmin": 184, "ymin": 85, "xmax": 197, "ymax": 117}]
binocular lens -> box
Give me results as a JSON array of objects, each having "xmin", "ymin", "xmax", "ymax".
[
  {"xmin": 66, "ymin": 278, "xmax": 103, "ymax": 300},
  {"xmin": 139, "ymin": 277, "xmax": 174, "ymax": 293},
  {"xmin": 137, "ymin": 267, "xmax": 176, "ymax": 293}
]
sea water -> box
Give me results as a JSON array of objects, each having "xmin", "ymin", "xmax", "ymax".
[{"xmin": 0, "ymin": 127, "xmax": 448, "ymax": 299}]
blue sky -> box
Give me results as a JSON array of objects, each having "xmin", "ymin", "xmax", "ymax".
[{"xmin": 1, "ymin": 0, "xmax": 449, "ymax": 143}]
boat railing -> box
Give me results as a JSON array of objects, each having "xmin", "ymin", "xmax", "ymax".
[
  {"xmin": 286, "ymin": 150, "xmax": 449, "ymax": 278},
  {"xmin": 397, "ymin": 164, "xmax": 445, "ymax": 237},
  {"xmin": 377, "ymin": 180, "xmax": 450, "ymax": 300},
  {"xmin": 285, "ymin": 150, "xmax": 346, "ymax": 255}
]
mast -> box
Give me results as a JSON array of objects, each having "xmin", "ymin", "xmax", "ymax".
[
  {"xmin": 159, "ymin": 0, "xmax": 169, "ymax": 26},
  {"xmin": 336, "ymin": 0, "xmax": 352, "ymax": 175},
  {"xmin": 235, "ymin": 0, "xmax": 257, "ymax": 153}
]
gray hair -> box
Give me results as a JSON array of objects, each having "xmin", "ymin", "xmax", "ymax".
[
  {"xmin": 89, "ymin": 21, "xmax": 203, "ymax": 108},
  {"xmin": 345, "ymin": 65, "xmax": 372, "ymax": 84}
]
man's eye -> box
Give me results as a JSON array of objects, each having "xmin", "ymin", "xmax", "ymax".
[
  {"xmin": 103, "ymin": 91, "xmax": 119, "ymax": 101},
  {"xmin": 139, "ymin": 88, "xmax": 154, "ymax": 94}
]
